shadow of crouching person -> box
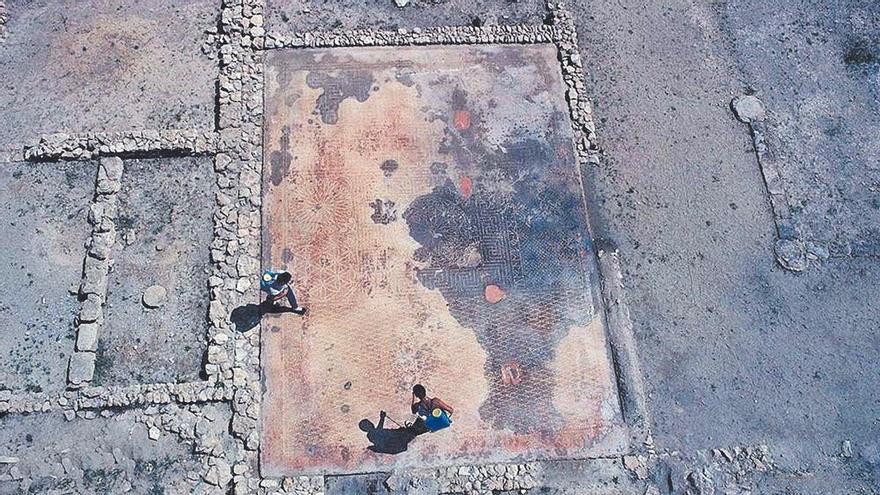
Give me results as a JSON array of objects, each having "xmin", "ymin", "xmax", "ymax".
[{"xmin": 359, "ymin": 411, "xmax": 425, "ymax": 455}]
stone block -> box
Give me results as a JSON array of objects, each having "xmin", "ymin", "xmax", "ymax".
[
  {"xmin": 78, "ymin": 293, "xmax": 103, "ymax": 323},
  {"xmin": 68, "ymin": 351, "xmax": 96, "ymax": 386},
  {"xmin": 75, "ymin": 322, "xmax": 99, "ymax": 352}
]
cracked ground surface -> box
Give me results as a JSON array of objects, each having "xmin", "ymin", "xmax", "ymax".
[{"xmin": 0, "ymin": 0, "xmax": 878, "ymax": 494}]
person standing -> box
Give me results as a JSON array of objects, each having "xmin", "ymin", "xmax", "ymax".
[{"xmin": 260, "ymin": 269, "xmax": 306, "ymax": 315}]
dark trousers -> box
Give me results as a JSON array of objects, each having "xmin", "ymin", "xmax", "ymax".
[{"xmin": 265, "ymin": 285, "xmax": 301, "ymax": 311}]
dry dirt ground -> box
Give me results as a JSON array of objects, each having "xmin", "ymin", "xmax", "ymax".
[{"xmin": 0, "ymin": 0, "xmax": 877, "ymax": 494}]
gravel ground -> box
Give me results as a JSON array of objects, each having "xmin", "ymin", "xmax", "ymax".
[
  {"xmin": 575, "ymin": 0, "xmax": 880, "ymax": 491},
  {"xmin": 0, "ymin": 161, "xmax": 93, "ymax": 393},
  {"xmin": 719, "ymin": 0, "xmax": 880, "ymax": 250},
  {"xmin": 0, "ymin": 0, "xmax": 218, "ymax": 145},
  {"xmin": 265, "ymin": 0, "xmax": 545, "ymax": 31}
]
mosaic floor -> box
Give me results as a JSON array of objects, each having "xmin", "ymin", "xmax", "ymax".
[{"xmin": 260, "ymin": 44, "xmax": 627, "ymax": 476}]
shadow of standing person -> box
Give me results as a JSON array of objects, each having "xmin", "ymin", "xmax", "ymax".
[{"xmin": 359, "ymin": 411, "xmax": 424, "ymax": 455}]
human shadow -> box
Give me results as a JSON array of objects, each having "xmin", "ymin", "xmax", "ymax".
[
  {"xmin": 229, "ymin": 300, "xmax": 294, "ymax": 333},
  {"xmin": 359, "ymin": 411, "xmax": 427, "ymax": 455}
]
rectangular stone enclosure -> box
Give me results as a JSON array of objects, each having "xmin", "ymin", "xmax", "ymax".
[
  {"xmin": 261, "ymin": 44, "xmax": 627, "ymax": 476},
  {"xmin": 95, "ymin": 157, "xmax": 214, "ymax": 386}
]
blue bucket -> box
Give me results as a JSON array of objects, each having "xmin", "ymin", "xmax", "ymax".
[{"xmin": 424, "ymin": 407, "xmax": 452, "ymax": 432}]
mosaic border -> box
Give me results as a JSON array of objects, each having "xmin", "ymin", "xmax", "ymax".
[{"xmin": 219, "ymin": 2, "xmax": 644, "ymax": 493}]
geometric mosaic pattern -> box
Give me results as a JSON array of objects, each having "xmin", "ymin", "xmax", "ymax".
[{"xmin": 261, "ymin": 44, "xmax": 626, "ymax": 476}]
